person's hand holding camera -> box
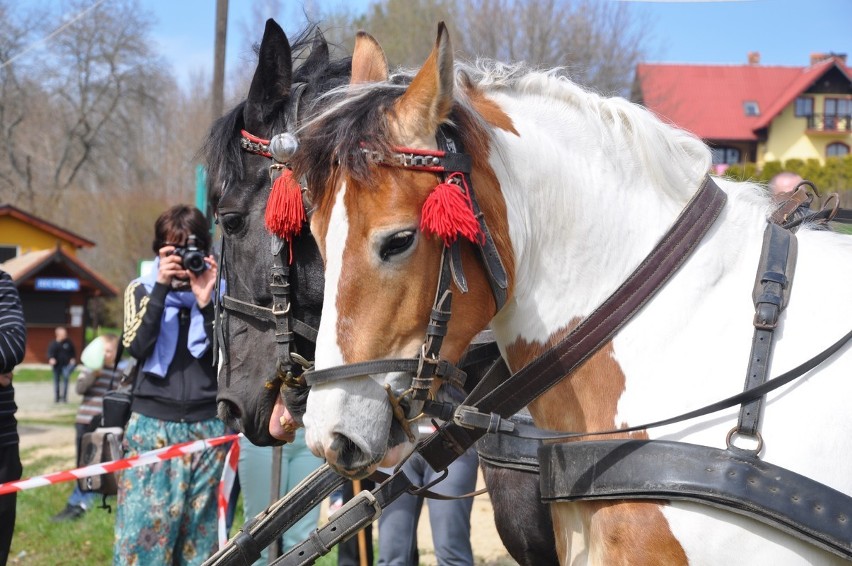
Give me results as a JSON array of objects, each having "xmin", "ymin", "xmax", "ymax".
[
  {"xmin": 189, "ymin": 254, "xmax": 218, "ymax": 308},
  {"xmin": 157, "ymin": 243, "xmax": 218, "ymax": 308},
  {"xmin": 157, "ymin": 244, "xmax": 188, "ymax": 286}
]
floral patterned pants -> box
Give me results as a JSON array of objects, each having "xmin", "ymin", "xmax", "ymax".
[{"xmin": 113, "ymin": 413, "xmax": 226, "ymax": 565}]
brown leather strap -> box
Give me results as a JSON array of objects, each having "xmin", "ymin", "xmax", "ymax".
[{"xmin": 421, "ymin": 176, "xmax": 727, "ymax": 471}]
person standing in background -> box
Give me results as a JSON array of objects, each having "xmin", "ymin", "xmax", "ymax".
[
  {"xmin": 51, "ymin": 333, "xmax": 121, "ymax": 522},
  {"xmin": 114, "ymin": 205, "xmax": 225, "ymax": 565},
  {"xmin": 0, "ymin": 268, "xmax": 26, "ymax": 566},
  {"xmin": 377, "ymin": 382, "xmax": 479, "ymax": 566},
  {"xmin": 47, "ymin": 327, "xmax": 76, "ymax": 403}
]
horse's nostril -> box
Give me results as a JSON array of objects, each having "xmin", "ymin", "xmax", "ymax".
[
  {"xmin": 329, "ymin": 433, "xmax": 371, "ymax": 471},
  {"xmin": 222, "ymin": 400, "xmax": 242, "ymax": 420}
]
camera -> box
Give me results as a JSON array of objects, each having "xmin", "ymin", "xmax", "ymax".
[{"xmin": 173, "ymin": 235, "xmax": 207, "ymax": 275}]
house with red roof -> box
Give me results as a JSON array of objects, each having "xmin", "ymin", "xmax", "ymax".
[
  {"xmin": 0, "ymin": 205, "xmax": 118, "ymax": 363},
  {"xmin": 634, "ymin": 53, "xmax": 851, "ymax": 172}
]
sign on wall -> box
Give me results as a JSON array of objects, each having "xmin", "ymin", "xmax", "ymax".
[{"xmin": 34, "ymin": 277, "xmax": 80, "ymax": 292}]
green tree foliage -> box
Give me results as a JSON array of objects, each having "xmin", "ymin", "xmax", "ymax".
[{"xmin": 723, "ymin": 155, "xmax": 852, "ymax": 207}]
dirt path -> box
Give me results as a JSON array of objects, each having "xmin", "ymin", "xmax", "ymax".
[{"xmin": 15, "ymin": 381, "xmax": 517, "ymax": 564}]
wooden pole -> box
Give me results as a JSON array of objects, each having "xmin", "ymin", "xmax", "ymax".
[
  {"xmin": 212, "ymin": 0, "xmax": 228, "ymax": 122},
  {"xmin": 268, "ymin": 445, "xmax": 283, "ymax": 563},
  {"xmin": 352, "ymin": 479, "xmax": 368, "ymax": 566}
]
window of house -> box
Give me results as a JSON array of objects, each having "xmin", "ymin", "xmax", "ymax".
[
  {"xmin": 0, "ymin": 245, "xmax": 17, "ymax": 263},
  {"xmin": 827, "ymin": 142, "xmax": 849, "ymax": 157},
  {"xmin": 711, "ymin": 146, "xmax": 741, "ymax": 165},
  {"xmin": 795, "ymin": 97, "xmax": 814, "ymax": 117},
  {"xmin": 824, "ymin": 98, "xmax": 851, "ymax": 130},
  {"xmin": 743, "ymin": 101, "xmax": 760, "ymax": 116}
]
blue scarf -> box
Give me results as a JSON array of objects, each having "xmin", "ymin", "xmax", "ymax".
[{"xmin": 136, "ymin": 257, "xmax": 210, "ymax": 378}]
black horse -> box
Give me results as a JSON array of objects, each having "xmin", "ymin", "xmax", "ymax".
[{"xmin": 202, "ymin": 19, "xmax": 557, "ymax": 566}]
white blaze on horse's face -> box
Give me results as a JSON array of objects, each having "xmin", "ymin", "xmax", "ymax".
[{"xmin": 304, "ymin": 182, "xmax": 418, "ymax": 474}]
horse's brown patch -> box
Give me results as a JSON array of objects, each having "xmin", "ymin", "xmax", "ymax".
[
  {"xmin": 506, "ymin": 326, "xmax": 687, "ymax": 564},
  {"xmin": 465, "ymin": 84, "xmax": 518, "ymax": 136}
]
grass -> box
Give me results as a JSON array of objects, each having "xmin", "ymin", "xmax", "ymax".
[
  {"xmin": 11, "ymin": 368, "xmax": 55, "ymax": 383},
  {"xmin": 9, "ymin": 435, "xmax": 339, "ymax": 565}
]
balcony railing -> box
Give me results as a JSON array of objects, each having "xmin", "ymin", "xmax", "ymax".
[{"xmin": 805, "ymin": 113, "xmax": 852, "ymax": 132}]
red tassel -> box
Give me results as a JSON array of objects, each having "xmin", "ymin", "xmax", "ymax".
[
  {"xmin": 265, "ymin": 168, "xmax": 305, "ymax": 250},
  {"xmin": 420, "ymin": 173, "xmax": 482, "ymax": 246}
]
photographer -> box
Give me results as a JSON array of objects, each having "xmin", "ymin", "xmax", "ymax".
[{"xmin": 114, "ymin": 205, "xmax": 226, "ymax": 565}]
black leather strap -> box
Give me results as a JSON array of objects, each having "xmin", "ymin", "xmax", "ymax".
[
  {"xmin": 737, "ymin": 223, "xmax": 797, "ymax": 437},
  {"xmin": 204, "ymin": 464, "xmax": 345, "ymax": 566},
  {"xmin": 539, "ymin": 439, "xmax": 852, "ymax": 560},
  {"xmin": 304, "ymin": 357, "xmax": 466, "ymax": 391},
  {"xmin": 445, "ymin": 325, "xmax": 852, "ymax": 443},
  {"xmin": 436, "ymin": 125, "xmax": 509, "ymax": 310},
  {"xmin": 274, "ymin": 470, "xmax": 415, "ymax": 566},
  {"xmin": 220, "ymin": 295, "xmax": 317, "ymax": 343}
]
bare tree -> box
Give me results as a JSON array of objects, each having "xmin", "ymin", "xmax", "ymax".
[
  {"xmin": 321, "ymin": 0, "xmax": 648, "ymax": 96},
  {"xmin": 0, "ymin": 1, "xmax": 48, "ymax": 205}
]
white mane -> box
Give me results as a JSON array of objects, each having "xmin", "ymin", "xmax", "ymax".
[{"xmin": 455, "ymin": 60, "xmax": 712, "ymax": 203}]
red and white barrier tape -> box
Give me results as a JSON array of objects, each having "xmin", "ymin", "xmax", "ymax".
[
  {"xmin": 0, "ymin": 433, "xmax": 240, "ymax": 496},
  {"xmin": 217, "ymin": 435, "xmax": 241, "ymax": 548}
]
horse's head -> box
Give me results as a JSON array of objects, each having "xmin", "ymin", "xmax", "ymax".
[
  {"xmin": 204, "ymin": 19, "xmax": 349, "ymax": 446},
  {"xmin": 293, "ymin": 25, "xmax": 514, "ymax": 477}
]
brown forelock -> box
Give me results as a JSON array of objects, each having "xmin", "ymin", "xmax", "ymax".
[
  {"xmin": 508, "ymin": 323, "xmax": 686, "ymax": 563},
  {"xmin": 293, "ymin": 83, "xmax": 403, "ymax": 215}
]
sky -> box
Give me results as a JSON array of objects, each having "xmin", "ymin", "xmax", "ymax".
[{"xmin": 68, "ymin": 0, "xmax": 852, "ymax": 90}]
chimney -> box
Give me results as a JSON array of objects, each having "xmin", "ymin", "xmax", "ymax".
[
  {"xmin": 811, "ymin": 52, "xmax": 848, "ymax": 66},
  {"xmin": 748, "ymin": 52, "xmax": 760, "ymax": 65}
]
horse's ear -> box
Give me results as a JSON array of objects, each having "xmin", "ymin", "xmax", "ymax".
[
  {"xmin": 350, "ymin": 31, "xmax": 388, "ymax": 86},
  {"xmin": 395, "ymin": 22, "xmax": 454, "ymax": 137},
  {"xmin": 304, "ymin": 28, "xmax": 330, "ymax": 70},
  {"xmin": 245, "ymin": 19, "xmax": 293, "ymax": 129}
]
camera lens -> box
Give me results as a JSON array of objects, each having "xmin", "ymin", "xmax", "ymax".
[{"xmin": 182, "ymin": 250, "xmax": 206, "ymax": 274}]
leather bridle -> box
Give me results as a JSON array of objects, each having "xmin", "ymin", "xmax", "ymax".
[
  {"xmin": 302, "ymin": 124, "xmax": 510, "ymax": 438},
  {"xmin": 214, "ymin": 83, "xmax": 317, "ymax": 405}
]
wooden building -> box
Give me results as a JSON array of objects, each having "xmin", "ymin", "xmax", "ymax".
[{"xmin": 0, "ymin": 205, "xmax": 118, "ymax": 363}]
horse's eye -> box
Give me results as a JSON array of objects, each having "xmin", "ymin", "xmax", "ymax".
[
  {"xmin": 379, "ymin": 230, "xmax": 416, "ymax": 261},
  {"xmin": 221, "ymin": 213, "xmax": 245, "ymax": 235}
]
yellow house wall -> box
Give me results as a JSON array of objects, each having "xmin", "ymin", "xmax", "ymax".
[
  {"xmin": 0, "ymin": 217, "xmax": 78, "ymax": 255},
  {"xmin": 763, "ymin": 94, "xmax": 852, "ymax": 166}
]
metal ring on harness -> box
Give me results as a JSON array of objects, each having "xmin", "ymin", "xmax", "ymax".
[
  {"xmin": 383, "ymin": 384, "xmax": 434, "ymax": 443},
  {"xmin": 725, "ymin": 426, "xmax": 764, "ymax": 455}
]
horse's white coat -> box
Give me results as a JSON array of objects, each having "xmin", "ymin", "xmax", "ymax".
[
  {"xmin": 481, "ymin": 73, "xmax": 852, "ymax": 564},
  {"xmin": 303, "ymin": 60, "xmax": 852, "ymax": 562}
]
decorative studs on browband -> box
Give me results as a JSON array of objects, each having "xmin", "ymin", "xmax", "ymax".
[
  {"xmin": 240, "ymin": 129, "xmax": 306, "ymax": 251},
  {"xmin": 362, "ymin": 146, "xmax": 483, "ymax": 246}
]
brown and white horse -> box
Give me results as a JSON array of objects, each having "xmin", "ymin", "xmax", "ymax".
[{"xmin": 292, "ymin": 25, "xmax": 852, "ymax": 564}]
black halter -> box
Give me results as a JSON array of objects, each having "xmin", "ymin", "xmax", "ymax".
[{"xmin": 214, "ymin": 83, "xmax": 317, "ymax": 397}]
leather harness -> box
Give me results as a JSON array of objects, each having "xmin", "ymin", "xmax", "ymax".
[{"xmin": 206, "ymin": 100, "xmax": 852, "ymax": 564}]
